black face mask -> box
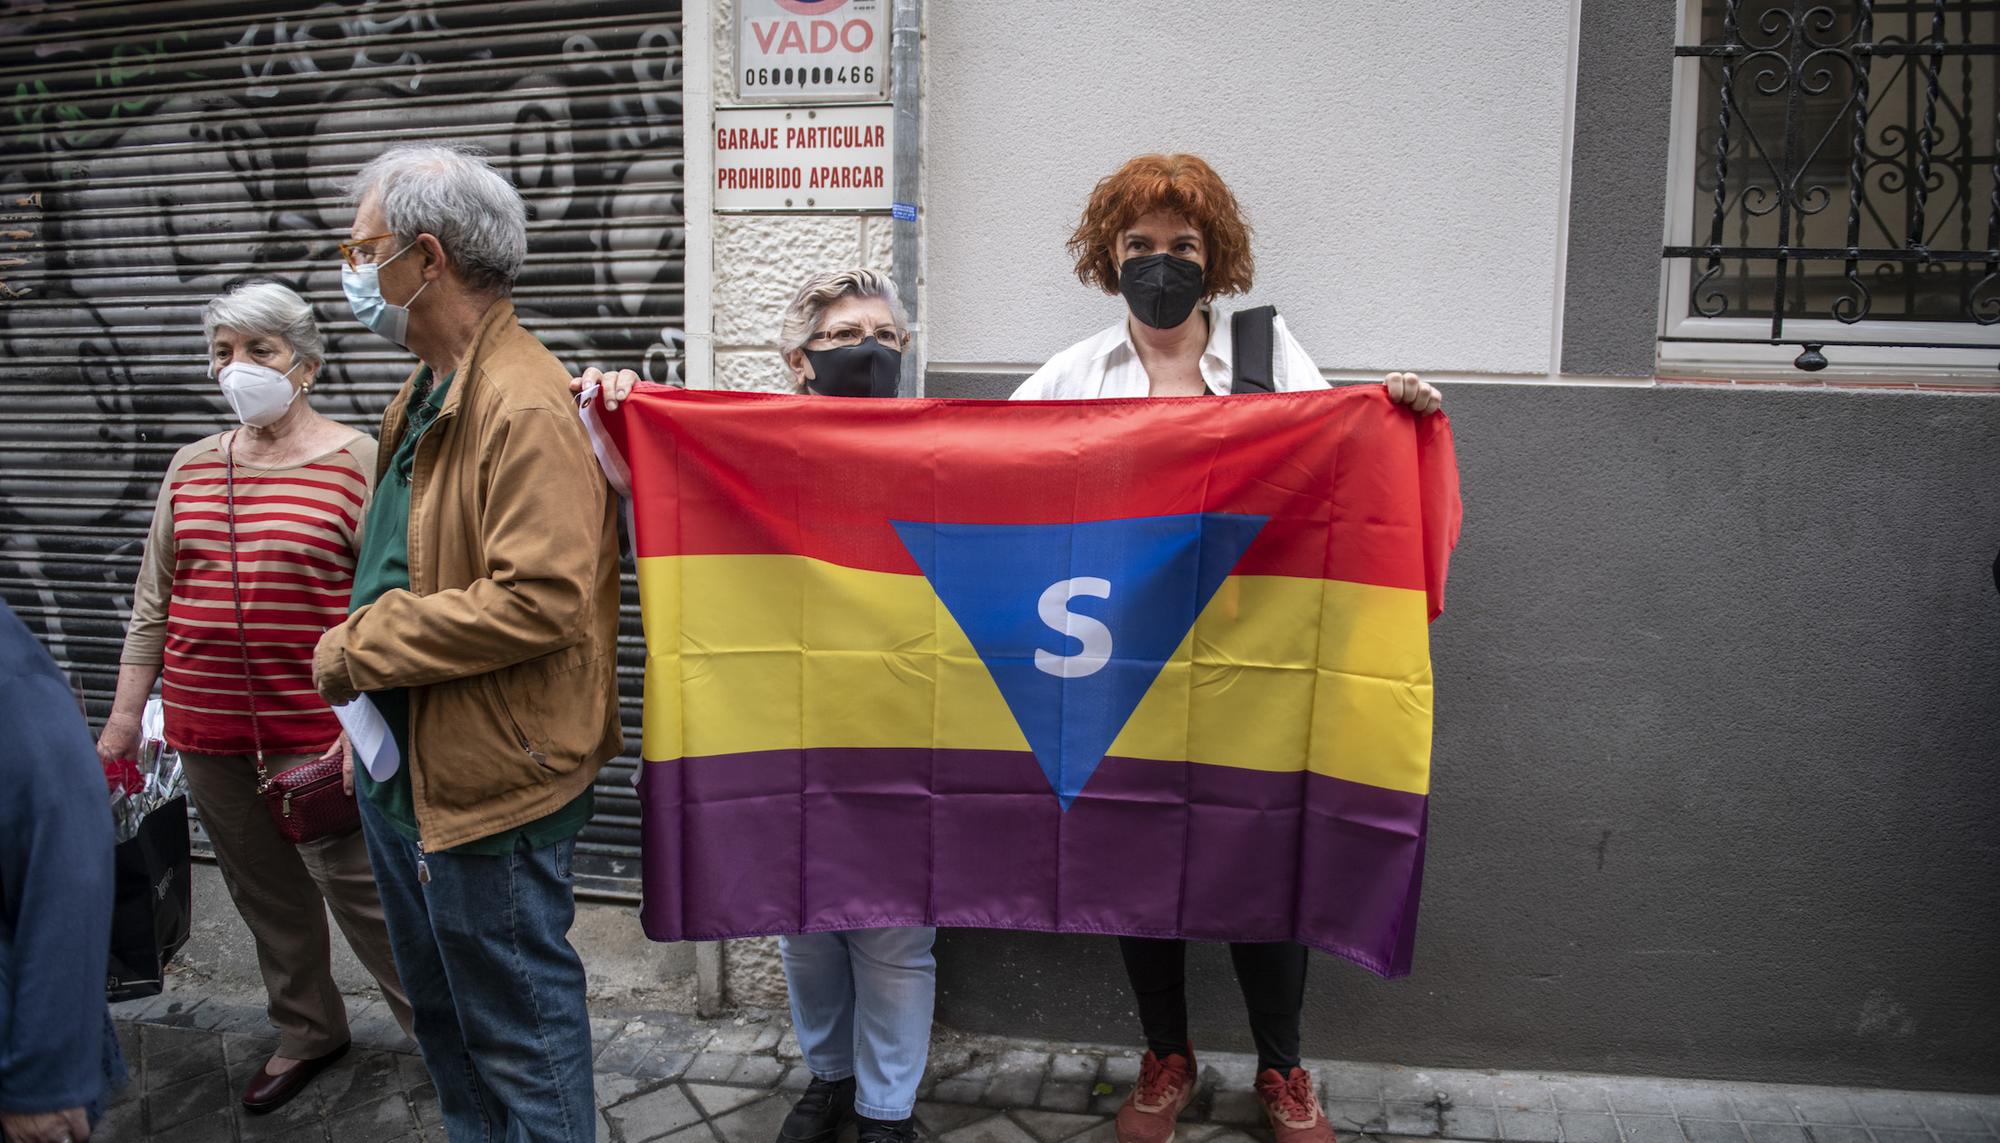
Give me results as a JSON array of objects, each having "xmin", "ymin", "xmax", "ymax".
[
  {"xmin": 802, "ymin": 341, "xmax": 902, "ymax": 398},
  {"xmin": 1118, "ymin": 252, "xmax": 1206, "ymax": 330}
]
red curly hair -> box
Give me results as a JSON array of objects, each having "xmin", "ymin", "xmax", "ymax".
[{"xmin": 1068, "ymin": 153, "xmax": 1255, "ymax": 300}]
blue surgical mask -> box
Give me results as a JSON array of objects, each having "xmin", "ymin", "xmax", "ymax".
[{"xmin": 342, "ymin": 241, "xmax": 429, "ymax": 348}]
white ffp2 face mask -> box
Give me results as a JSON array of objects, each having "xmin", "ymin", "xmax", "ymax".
[{"xmin": 217, "ymin": 359, "xmax": 305, "ymax": 428}]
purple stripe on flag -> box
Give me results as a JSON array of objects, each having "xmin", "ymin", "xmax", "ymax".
[{"xmin": 637, "ymin": 748, "xmax": 1429, "ymax": 978}]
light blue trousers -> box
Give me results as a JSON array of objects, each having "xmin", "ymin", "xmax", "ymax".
[{"xmin": 779, "ymin": 927, "xmax": 938, "ymax": 1120}]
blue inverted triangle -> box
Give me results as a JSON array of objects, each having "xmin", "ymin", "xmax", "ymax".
[{"xmin": 892, "ymin": 513, "xmax": 1268, "ymax": 809}]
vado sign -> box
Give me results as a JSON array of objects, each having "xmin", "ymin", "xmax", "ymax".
[
  {"xmin": 715, "ymin": 105, "xmax": 893, "ymax": 212},
  {"xmin": 736, "ymin": 0, "xmax": 889, "ymax": 102}
]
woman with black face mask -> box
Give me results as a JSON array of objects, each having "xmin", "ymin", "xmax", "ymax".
[
  {"xmin": 1013, "ymin": 153, "xmax": 1443, "ymax": 409},
  {"xmin": 575, "ymin": 270, "xmax": 931, "ymax": 1143},
  {"xmin": 776, "ymin": 268, "xmax": 911, "ymax": 397},
  {"xmin": 579, "ymin": 269, "xmax": 908, "ymax": 401},
  {"xmin": 1013, "ymin": 154, "xmax": 1443, "ymax": 1143}
]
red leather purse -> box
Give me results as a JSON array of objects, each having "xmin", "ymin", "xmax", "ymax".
[
  {"xmin": 225, "ymin": 433, "xmax": 362, "ymax": 844},
  {"xmin": 254, "ymin": 752, "xmax": 359, "ymax": 844}
]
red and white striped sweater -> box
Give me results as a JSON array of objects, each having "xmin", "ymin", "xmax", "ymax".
[{"xmin": 121, "ymin": 431, "xmax": 379, "ymax": 756}]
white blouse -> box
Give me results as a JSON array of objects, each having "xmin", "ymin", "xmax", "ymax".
[{"xmin": 1009, "ymin": 302, "xmax": 1326, "ymax": 400}]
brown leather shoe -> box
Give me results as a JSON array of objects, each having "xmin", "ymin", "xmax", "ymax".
[{"xmin": 240, "ymin": 1042, "xmax": 349, "ymax": 1113}]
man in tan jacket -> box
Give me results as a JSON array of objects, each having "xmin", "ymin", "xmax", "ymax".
[{"xmin": 314, "ymin": 142, "xmax": 621, "ymax": 1143}]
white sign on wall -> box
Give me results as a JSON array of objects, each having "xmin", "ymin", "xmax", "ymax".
[
  {"xmin": 736, "ymin": 0, "xmax": 889, "ymax": 103},
  {"xmin": 714, "ymin": 104, "xmax": 894, "ymax": 212}
]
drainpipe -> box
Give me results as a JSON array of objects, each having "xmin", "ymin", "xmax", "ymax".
[{"xmin": 890, "ymin": 0, "xmax": 923, "ymax": 396}]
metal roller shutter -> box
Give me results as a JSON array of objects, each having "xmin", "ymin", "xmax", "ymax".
[{"xmin": 0, "ymin": 0, "xmax": 684, "ymax": 899}]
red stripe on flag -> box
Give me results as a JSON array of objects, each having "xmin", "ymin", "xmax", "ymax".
[{"xmin": 597, "ymin": 385, "xmax": 1461, "ymax": 606}]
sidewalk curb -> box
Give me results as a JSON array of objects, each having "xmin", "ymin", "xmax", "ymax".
[{"xmin": 103, "ymin": 988, "xmax": 2000, "ymax": 1143}]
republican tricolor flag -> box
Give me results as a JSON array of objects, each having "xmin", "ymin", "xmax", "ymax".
[{"xmin": 589, "ymin": 385, "xmax": 1461, "ymax": 976}]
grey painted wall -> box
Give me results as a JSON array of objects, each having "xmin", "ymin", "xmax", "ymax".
[
  {"xmin": 925, "ymin": 376, "xmax": 2000, "ymax": 1093},
  {"xmin": 1561, "ymin": 0, "xmax": 1678, "ymax": 377}
]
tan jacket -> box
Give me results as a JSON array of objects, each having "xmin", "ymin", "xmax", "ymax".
[{"xmin": 314, "ymin": 299, "xmax": 622, "ymax": 850}]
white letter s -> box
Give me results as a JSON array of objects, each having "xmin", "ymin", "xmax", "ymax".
[{"xmin": 1034, "ymin": 577, "xmax": 1113, "ymax": 678}]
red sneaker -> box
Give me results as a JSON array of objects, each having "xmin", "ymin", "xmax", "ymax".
[
  {"xmin": 1254, "ymin": 1067, "xmax": 1336, "ymax": 1143},
  {"xmin": 1114, "ymin": 1051, "xmax": 1197, "ymax": 1143}
]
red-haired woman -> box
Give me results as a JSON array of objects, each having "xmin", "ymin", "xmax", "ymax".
[{"xmin": 1013, "ymin": 153, "xmax": 1442, "ymax": 1143}]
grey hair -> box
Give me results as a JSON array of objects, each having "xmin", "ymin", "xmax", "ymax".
[
  {"xmin": 348, "ymin": 143, "xmax": 528, "ymax": 293},
  {"xmin": 202, "ymin": 280, "xmax": 324, "ymax": 367},
  {"xmin": 777, "ymin": 269, "xmax": 909, "ymax": 356}
]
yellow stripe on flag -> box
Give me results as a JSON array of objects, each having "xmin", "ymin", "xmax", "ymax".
[{"xmin": 636, "ymin": 555, "xmax": 1433, "ymax": 795}]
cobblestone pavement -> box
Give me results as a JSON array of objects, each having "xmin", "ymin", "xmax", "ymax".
[{"xmin": 98, "ymin": 989, "xmax": 2000, "ymax": 1143}]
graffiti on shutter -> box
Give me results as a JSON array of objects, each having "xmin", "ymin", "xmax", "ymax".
[{"xmin": 0, "ymin": 0, "xmax": 686, "ymax": 896}]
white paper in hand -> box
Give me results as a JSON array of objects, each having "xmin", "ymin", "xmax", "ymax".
[
  {"xmin": 333, "ymin": 695, "xmax": 400, "ymax": 781},
  {"xmin": 141, "ymin": 695, "xmax": 165, "ymax": 744}
]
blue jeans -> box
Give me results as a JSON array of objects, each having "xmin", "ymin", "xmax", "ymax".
[
  {"xmin": 358, "ymin": 795, "xmax": 596, "ymax": 1143},
  {"xmin": 780, "ymin": 927, "xmax": 938, "ymax": 1120}
]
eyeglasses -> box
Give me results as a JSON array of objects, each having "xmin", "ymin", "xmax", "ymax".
[
  {"xmin": 338, "ymin": 233, "xmax": 396, "ymax": 271},
  {"xmin": 806, "ymin": 327, "xmax": 903, "ymax": 350}
]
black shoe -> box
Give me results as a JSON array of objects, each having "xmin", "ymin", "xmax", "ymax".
[
  {"xmin": 856, "ymin": 1116, "xmax": 921, "ymax": 1143},
  {"xmin": 779, "ymin": 1075, "xmax": 856, "ymax": 1143}
]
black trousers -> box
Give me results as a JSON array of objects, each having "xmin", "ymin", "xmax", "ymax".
[{"xmin": 1117, "ymin": 936, "xmax": 1309, "ymax": 1074}]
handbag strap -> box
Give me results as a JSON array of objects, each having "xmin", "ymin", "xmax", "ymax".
[
  {"xmin": 223, "ymin": 433, "xmax": 271, "ymax": 789},
  {"xmin": 1230, "ymin": 305, "xmax": 1279, "ymax": 394}
]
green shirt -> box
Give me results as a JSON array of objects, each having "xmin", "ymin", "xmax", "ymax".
[{"xmin": 349, "ymin": 368, "xmax": 592, "ymax": 854}]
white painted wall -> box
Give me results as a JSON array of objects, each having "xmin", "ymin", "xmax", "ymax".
[{"xmin": 923, "ymin": 2, "xmax": 1576, "ymax": 377}]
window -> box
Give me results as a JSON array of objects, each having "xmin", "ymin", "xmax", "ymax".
[{"xmin": 1661, "ymin": 0, "xmax": 1999, "ymax": 378}]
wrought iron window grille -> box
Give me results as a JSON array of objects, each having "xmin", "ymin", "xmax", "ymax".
[{"xmin": 1662, "ymin": 0, "xmax": 1999, "ymax": 372}]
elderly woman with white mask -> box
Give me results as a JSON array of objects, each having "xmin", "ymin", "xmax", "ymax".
[{"xmin": 96, "ymin": 279, "xmax": 412, "ymax": 1115}]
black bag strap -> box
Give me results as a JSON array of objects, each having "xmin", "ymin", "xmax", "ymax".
[{"xmin": 1230, "ymin": 305, "xmax": 1278, "ymax": 394}]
